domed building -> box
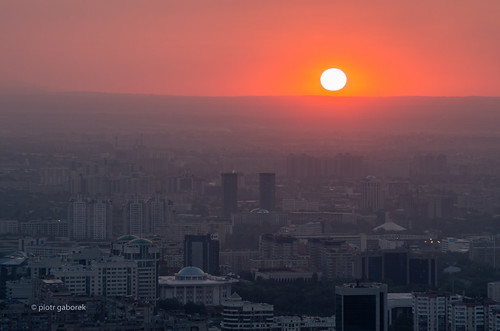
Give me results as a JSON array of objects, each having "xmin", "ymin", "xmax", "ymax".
[{"xmin": 158, "ymin": 266, "xmax": 238, "ymax": 306}]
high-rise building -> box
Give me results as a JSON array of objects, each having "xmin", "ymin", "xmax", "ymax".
[
  {"xmin": 112, "ymin": 235, "xmax": 160, "ymax": 301},
  {"xmin": 123, "ymin": 197, "xmax": 147, "ymax": 236},
  {"xmin": 259, "ymin": 173, "xmax": 276, "ymax": 211},
  {"xmin": 450, "ymin": 298, "xmax": 496, "ymax": 331},
  {"xmin": 361, "ymin": 176, "xmax": 383, "ymax": 211},
  {"xmin": 410, "ymin": 153, "xmax": 448, "ymax": 178},
  {"xmin": 335, "ymin": 282, "xmax": 388, "ymax": 331},
  {"xmin": 147, "ymin": 195, "xmax": 173, "ymax": 235},
  {"xmin": 333, "ymin": 153, "xmax": 363, "ymax": 178},
  {"xmin": 221, "ymin": 172, "xmax": 238, "ymax": 218},
  {"xmin": 184, "ymin": 234, "xmax": 220, "ymax": 275},
  {"xmin": 69, "ymin": 196, "xmax": 87, "ymax": 240},
  {"xmin": 69, "ymin": 196, "xmax": 112, "ymax": 240},
  {"xmin": 89, "ymin": 199, "xmax": 112, "ymax": 240}
]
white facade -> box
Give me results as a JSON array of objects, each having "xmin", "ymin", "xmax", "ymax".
[
  {"xmin": 159, "ymin": 266, "xmax": 236, "ymax": 306},
  {"xmin": 449, "ymin": 299, "xmax": 499, "ymax": 331},
  {"xmin": 120, "ymin": 238, "xmax": 159, "ymax": 300},
  {"xmin": 51, "ymin": 256, "xmax": 138, "ymax": 298},
  {"xmin": 52, "ymin": 264, "xmax": 95, "ymax": 295},
  {"xmin": 93, "ymin": 257, "xmax": 138, "ymax": 297},
  {"xmin": 412, "ymin": 292, "xmax": 462, "ymax": 331},
  {"xmin": 221, "ymin": 293, "xmax": 274, "ymax": 331},
  {"xmin": 489, "ymin": 306, "xmax": 500, "ymax": 331}
]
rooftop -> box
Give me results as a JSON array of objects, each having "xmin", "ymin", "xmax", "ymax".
[
  {"xmin": 178, "ymin": 266, "xmax": 205, "ymax": 276},
  {"xmin": 116, "ymin": 235, "xmax": 139, "ymax": 242}
]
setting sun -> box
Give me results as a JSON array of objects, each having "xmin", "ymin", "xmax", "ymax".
[{"xmin": 320, "ymin": 68, "xmax": 347, "ymax": 91}]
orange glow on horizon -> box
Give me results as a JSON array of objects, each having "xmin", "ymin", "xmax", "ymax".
[{"xmin": 1, "ymin": 1, "xmax": 500, "ymax": 97}]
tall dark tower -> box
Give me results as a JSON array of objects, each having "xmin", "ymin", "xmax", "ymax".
[
  {"xmin": 184, "ymin": 234, "xmax": 220, "ymax": 275},
  {"xmin": 335, "ymin": 283, "xmax": 388, "ymax": 331},
  {"xmin": 259, "ymin": 173, "xmax": 276, "ymax": 211},
  {"xmin": 221, "ymin": 172, "xmax": 238, "ymax": 218}
]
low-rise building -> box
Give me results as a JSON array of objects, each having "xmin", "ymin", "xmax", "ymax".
[
  {"xmin": 158, "ymin": 266, "xmax": 237, "ymax": 306},
  {"xmin": 221, "ymin": 292, "xmax": 274, "ymax": 331}
]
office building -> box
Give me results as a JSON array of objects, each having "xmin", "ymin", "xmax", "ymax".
[
  {"xmin": 221, "ymin": 172, "xmax": 238, "ymax": 217},
  {"xmin": 357, "ymin": 250, "xmax": 437, "ymax": 287},
  {"xmin": 335, "ymin": 282, "xmax": 388, "ymax": 331},
  {"xmin": 184, "ymin": 234, "xmax": 220, "ymax": 275},
  {"xmin": 259, "ymin": 173, "xmax": 276, "ymax": 211}
]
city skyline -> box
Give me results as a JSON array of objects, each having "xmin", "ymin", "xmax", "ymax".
[{"xmin": 2, "ymin": 1, "xmax": 500, "ymax": 330}]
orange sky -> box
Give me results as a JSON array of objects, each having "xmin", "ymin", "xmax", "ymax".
[{"xmin": 1, "ymin": 0, "xmax": 500, "ymax": 96}]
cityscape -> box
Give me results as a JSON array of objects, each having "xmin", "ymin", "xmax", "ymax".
[
  {"xmin": 2, "ymin": 1, "xmax": 500, "ymax": 330},
  {"xmin": 1, "ymin": 94, "xmax": 500, "ymax": 330}
]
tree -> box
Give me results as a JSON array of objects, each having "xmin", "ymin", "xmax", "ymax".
[
  {"xmin": 184, "ymin": 301, "xmax": 206, "ymax": 315},
  {"xmin": 158, "ymin": 298, "xmax": 182, "ymax": 311}
]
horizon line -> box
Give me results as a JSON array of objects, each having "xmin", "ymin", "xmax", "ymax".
[{"xmin": 1, "ymin": 88, "xmax": 499, "ymax": 99}]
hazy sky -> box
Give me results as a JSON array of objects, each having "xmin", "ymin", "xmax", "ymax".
[{"xmin": 1, "ymin": 0, "xmax": 500, "ymax": 96}]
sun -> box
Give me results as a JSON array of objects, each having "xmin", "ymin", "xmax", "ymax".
[{"xmin": 320, "ymin": 68, "xmax": 347, "ymax": 91}]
